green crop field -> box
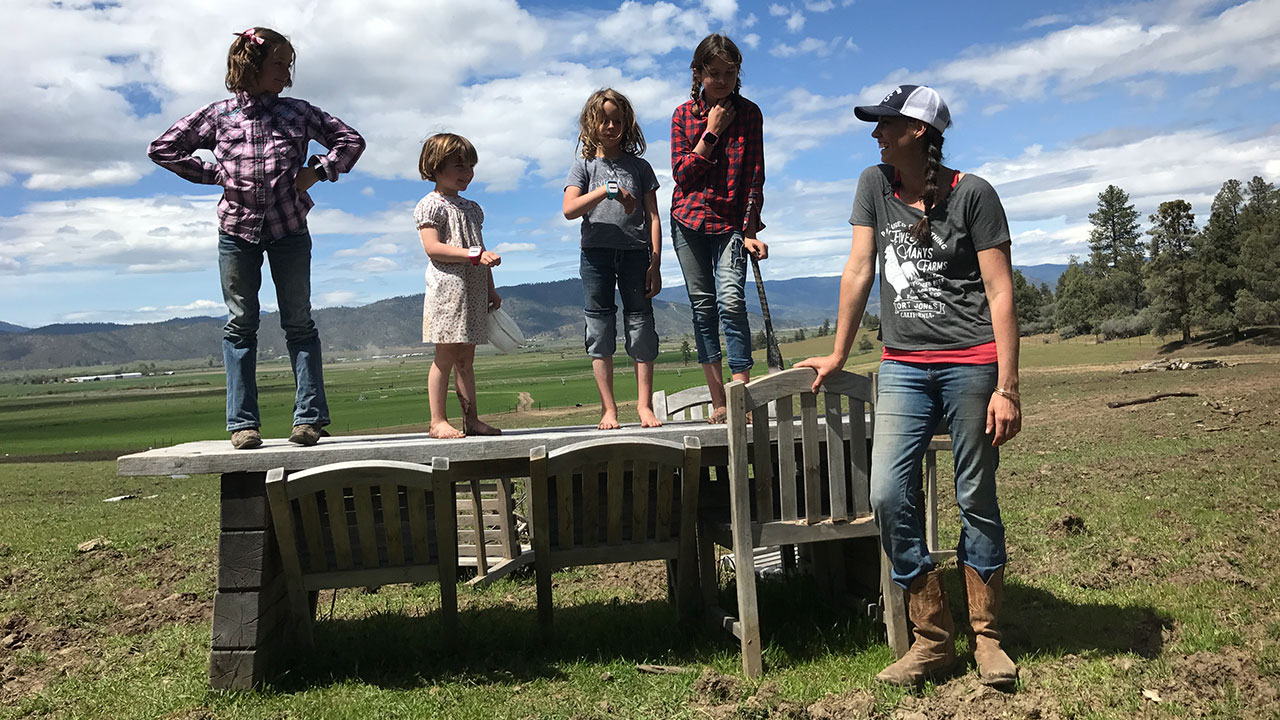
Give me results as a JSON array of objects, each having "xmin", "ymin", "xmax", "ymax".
[{"xmin": 2, "ymin": 333, "xmax": 1279, "ymax": 718}]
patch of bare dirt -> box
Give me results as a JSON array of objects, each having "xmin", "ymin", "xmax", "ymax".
[
  {"xmin": 1168, "ymin": 551, "xmax": 1259, "ymax": 590},
  {"xmin": 516, "ymin": 391, "xmax": 534, "ymax": 412},
  {"xmin": 1046, "ymin": 514, "xmax": 1085, "ymax": 538},
  {"xmin": 1144, "ymin": 648, "xmax": 1280, "ymax": 717},
  {"xmin": 1075, "ymin": 550, "xmax": 1169, "ymax": 591},
  {"xmin": 807, "ymin": 689, "xmax": 876, "ymax": 719},
  {"xmin": 556, "ymin": 560, "xmax": 671, "ymax": 603},
  {"xmin": 0, "ymin": 546, "xmax": 212, "ymax": 705}
]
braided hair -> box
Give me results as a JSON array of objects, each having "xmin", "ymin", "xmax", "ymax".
[
  {"xmin": 689, "ymin": 33, "xmax": 743, "ymax": 114},
  {"xmin": 909, "ymin": 125, "xmax": 946, "ymax": 245}
]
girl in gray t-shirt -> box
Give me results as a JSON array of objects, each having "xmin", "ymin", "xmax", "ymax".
[
  {"xmin": 797, "ymin": 84, "xmax": 1022, "ymax": 690},
  {"xmin": 562, "ymin": 88, "xmax": 663, "ymax": 430}
]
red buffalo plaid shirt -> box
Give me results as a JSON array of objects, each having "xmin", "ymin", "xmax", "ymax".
[
  {"xmin": 670, "ymin": 94, "xmax": 765, "ymax": 235},
  {"xmin": 148, "ymin": 92, "xmax": 365, "ymax": 243}
]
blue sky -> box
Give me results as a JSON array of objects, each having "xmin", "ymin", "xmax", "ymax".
[{"xmin": 1, "ymin": 0, "xmax": 1278, "ymax": 327}]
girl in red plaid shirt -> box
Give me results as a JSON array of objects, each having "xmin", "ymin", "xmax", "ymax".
[
  {"xmin": 670, "ymin": 33, "xmax": 768, "ymax": 423},
  {"xmin": 148, "ymin": 27, "xmax": 365, "ymax": 450}
]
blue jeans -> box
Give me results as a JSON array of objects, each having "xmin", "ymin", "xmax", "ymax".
[
  {"xmin": 580, "ymin": 247, "xmax": 659, "ymax": 362},
  {"xmin": 871, "ymin": 360, "xmax": 1005, "ymax": 589},
  {"xmin": 670, "ymin": 219, "xmax": 753, "ymax": 372},
  {"xmin": 218, "ymin": 230, "xmax": 329, "ymax": 432}
]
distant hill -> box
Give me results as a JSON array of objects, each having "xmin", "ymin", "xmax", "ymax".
[
  {"xmin": 0, "ymin": 266, "xmax": 1065, "ymax": 371},
  {"xmin": 1016, "ymin": 263, "xmax": 1068, "ymax": 289},
  {"xmin": 0, "ymin": 321, "xmax": 28, "ymax": 333}
]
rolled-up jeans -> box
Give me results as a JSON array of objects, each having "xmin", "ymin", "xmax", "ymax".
[
  {"xmin": 218, "ymin": 229, "xmax": 330, "ymax": 432},
  {"xmin": 871, "ymin": 359, "xmax": 1005, "ymax": 589},
  {"xmin": 580, "ymin": 247, "xmax": 659, "ymax": 362},
  {"xmin": 670, "ymin": 218, "xmax": 753, "ymax": 373}
]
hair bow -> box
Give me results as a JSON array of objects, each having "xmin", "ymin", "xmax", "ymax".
[{"xmin": 233, "ymin": 28, "xmax": 264, "ymax": 45}]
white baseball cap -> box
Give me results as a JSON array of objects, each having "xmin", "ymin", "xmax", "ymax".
[{"xmin": 854, "ymin": 85, "xmax": 951, "ymax": 134}]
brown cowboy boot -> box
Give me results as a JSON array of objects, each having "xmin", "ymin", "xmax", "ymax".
[
  {"xmin": 876, "ymin": 568, "xmax": 956, "ymax": 685},
  {"xmin": 964, "ymin": 565, "xmax": 1018, "ymax": 688}
]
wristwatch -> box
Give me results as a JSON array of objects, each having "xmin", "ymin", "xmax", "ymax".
[
  {"xmin": 306, "ymin": 154, "xmax": 328, "ymax": 182},
  {"xmin": 468, "ymin": 246, "xmax": 482, "ymax": 266},
  {"xmin": 605, "ymin": 180, "xmax": 619, "ymax": 199},
  {"xmin": 702, "ymin": 131, "xmax": 719, "ymax": 147}
]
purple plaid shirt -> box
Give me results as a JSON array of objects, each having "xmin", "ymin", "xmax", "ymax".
[{"xmin": 148, "ymin": 92, "xmax": 365, "ymax": 243}]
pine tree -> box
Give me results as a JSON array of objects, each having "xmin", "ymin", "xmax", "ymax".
[
  {"xmin": 1190, "ymin": 179, "xmax": 1245, "ymax": 337},
  {"xmin": 1235, "ymin": 177, "xmax": 1280, "ymax": 327},
  {"xmin": 1053, "ymin": 257, "xmax": 1097, "ymax": 336},
  {"xmin": 1012, "ymin": 270, "xmax": 1045, "ymax": 326},
  {"xmin": 680, "ymin": 339, "xmax": 692, "ymax": 364},
  {"xmin": 1087, "ymin": 185, "xmax": 1145, "ymax": 320},
  {"xmin": 1144, "ymin": 200, "xmax": 1197, "ymax": 343},
  {"xmin": 819, "ymin": 318, "xmax": 831, "ymax": 337}
]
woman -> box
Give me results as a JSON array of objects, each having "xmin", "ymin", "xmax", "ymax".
[{"xmin": 797, "ymin": 85, "xmax": 1021, "ymax": 688}]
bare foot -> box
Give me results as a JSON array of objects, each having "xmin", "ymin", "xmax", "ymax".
[
  {"xmin": 464, "ymin": 418, "xmax": 503, "ymax": 436},
  {"xmin": 638, "ymin": 407, "xmax": 663, "ymax": 428},
  {"xmin": 598, "ymin": 409, "xmax": 621, "ymax": 430},
  {"xmin": 429, "ymin": 421, "xmax": 465, "ymax": 439},
  {"xmin": 708, "ymin": 406, "xmax": 727, "ymax": 424}
]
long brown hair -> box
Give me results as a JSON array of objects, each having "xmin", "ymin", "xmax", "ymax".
[
  {"xmin": 910, "ymin": 125, "xmax": 947, "ymax": 244},
  {"xmin": 689, "ymin": 33, "xmax": 743, "ymax": 114},
  {"xmin": 576, "ymin": 88, "xmax": 646, "ymax": 159},
  {"xmin": 225, "ymin": 27, "xmax": 293, "ymax": 93}
]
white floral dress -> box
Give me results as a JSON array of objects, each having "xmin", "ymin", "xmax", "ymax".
[{"xmin": 415, "ymin": 192, "xmax": 489, "ymax": 344}]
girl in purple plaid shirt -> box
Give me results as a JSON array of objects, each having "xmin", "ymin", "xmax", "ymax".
[{"xmin": 148, "ymin": 27, "xmax": 365, "ymax": 450}]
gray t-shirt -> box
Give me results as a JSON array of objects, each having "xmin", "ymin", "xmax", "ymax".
[
  {"xmin": 849, "ymin": 164, "xmax": 1011, "ymax": 351},
  {"xmin": 565, "ymin": 154, "xmax": 660, "ymax": 250}
]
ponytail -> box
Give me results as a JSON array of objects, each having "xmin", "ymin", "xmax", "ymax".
[{"xmin": 909, "ymin": 126, "xmax": 946, "ymax": 245}]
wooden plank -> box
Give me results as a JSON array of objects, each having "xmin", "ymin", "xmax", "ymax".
[
  {"xmin": 217, "ymin": 530, "xmax": 280, "ymax": 590},
  {"xmin": 582, "ymin": 462, "xmax": 599, "ymax": 546},
  {"xmin": 469, "ymin": 479, "xmax": 489, "ymax": 576},
  {"xmin": 849, "ymin": 399, "xmax": 871, "ymax": 517},
  {"xmin": 751, "ymin": 412, "xmax": 774, "ymax": 522},
  {"xmin": 606, "ymin": 458, "xmax": 624, "ymax": 546},
  {"xmin": 380, "ymin": 484, "xmax": 405, "ymax": 567},
  {"xmin": 494, "ymin": 478, "xmax": 520, "ymax": 558},
  {"xmin": 652, "ymin": 390, "xmax": 668, "ymax": 420},
  {"xmin": 755, "ymin": 517, "xmax": 878, "ymax": 546},
  {"xmin": 405, "ymin": 486, "xmax": 431, "ymax": 565},
  {"xmin": 430, "ymin": 460, "xmax": 458, "ymax": 635},
  {"xmin": 351, "ymin": 484, "xmax": 380, "ymax": 570},
  {"xmin": 324, "ymin": 487, "xmax": 354, "ymax": 571},
  {"xmin": 209, "ymin": 648, "xmax": 268, "ymax": 690},
  {"xmin": 655, "ymin": 462, "xmax": 672, "ymax": 543},
  {"xmin": 221, "ymin": 472, "xmax": 268, "ymax": 531},
  {"xmin": 776, "ymin": 395, "xmax": 797, "ymax": 522},
  {"xmin": 881, "ymin": 546, "xmax": 909, "ymax": 658},
  {"xmin": 800, "ymin": 391, "xmax": 822, "ymax": 525},
  {"xmin": 824, "ymin": 392, "xmax": 848, "ymax": 523},
  {"xmin": 557, "ymin": 471, "xmax": 576, "ymax": 551},
  {"xmin": 544, "ymin": 541, "xmax": 682, "ymax": 569},
  {"xmin": 296, "ymin": 493, "xmax": 327, "ymax": 572},
  {"xmin": 210, "ymin": 573, "xmax": 287, "ymax": 648},
  {"xmin": 529, "ymin": 446, "xmax": 554, "ymax": 628},
  {"xmin": 725, "ymin": 380, "xmax": 763, "ymax": 678},
  {"xmin": 632, "ymin": 460, "xmax": 650, "ymax": 543},
  {"xmin": 463, "ymin": 551, "xmax": 534, "ymax": 588}
]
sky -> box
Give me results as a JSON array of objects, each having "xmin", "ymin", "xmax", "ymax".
[{"xmin": 1, "ymin": 0, "xmax": 1278, "ymax": 328}]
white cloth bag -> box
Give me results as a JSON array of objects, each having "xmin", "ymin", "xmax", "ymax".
[{"xmin": 485, "ymin": 307, "xmax": 525, "ymax": 354}]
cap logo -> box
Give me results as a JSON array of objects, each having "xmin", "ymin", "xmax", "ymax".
[{"xmin": 881, "ymin": 88, "xmax": 901, "ymax": 104}]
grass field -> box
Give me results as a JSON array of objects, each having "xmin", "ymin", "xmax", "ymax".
[{"xmin": 2, "ymin": 332, "xmax": 1279, "ymax": 718}]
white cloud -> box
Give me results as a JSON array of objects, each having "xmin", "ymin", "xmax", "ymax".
[
  {"xmin": 786, "ymin": 11, "xmax": 806, "ymax": 32},
  {"xmin": 317, "ymin": 290, "xmax": 359, "ymax": 306},
  {"xmin": 493, "ymin": 242, "xmax": 537, "ymax": 252},
  {"xmin": 743, "ymin": 12, "xmax": 758, "ymax": 27},
  {"xmin": 742, "ymin": 33, "xmax": 761, "ymax": 50},
  {"xmin": 333, "ymin": 237, "xmax": 409, "ymax": 258},
  {"xmin": 352, "ymin": 256, "xmax": 401, "ymax": 273},
  {"xmin": 804, "ymin": 0, "xmax": 835, "ymax": 11},
  {"xmin": 701, "ymin": 0, "xmax": 737, "ymax": 21},
  {"xmin": 768, "ymin": 4, "xmax": 788, "ymax": 16},
  {"xmin": 771, "ymin": 37, "xmax": 843, "ymax": 58}
]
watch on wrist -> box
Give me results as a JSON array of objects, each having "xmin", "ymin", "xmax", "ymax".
[
  {"xmin": 468, "ymin": 246, "xmax": 482, "ymax": 265},
  {"xmin": 307, "ymin": 154, "xmax": 328, "ymax": 182},
  {"xmin": 702, "ymin": 131, "xmax": 719, "ymax": 147},
  {"xmin": 605, "ymin": 180, "xmax": 619, "ymax": 199}
]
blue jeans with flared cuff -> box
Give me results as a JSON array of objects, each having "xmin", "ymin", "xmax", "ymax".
[
  {"xmin": 580, "ymin": 247, "xmax": 659, "ymax": 363},
  {"xmin": 871, "ymin": 359, "xmax": 1006, "ymax": 589},
  {"xmin": 218, "ymin": 229, "xmax": 330, "ymax": 432},
  {"xmin": 671, "ymin": 219, "xmax": 753, "ymax": 373}
]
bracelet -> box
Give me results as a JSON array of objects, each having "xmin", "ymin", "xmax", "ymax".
[{"xmin": 993, "ymin": 387, "xmax": 1021, "ymax": 403}]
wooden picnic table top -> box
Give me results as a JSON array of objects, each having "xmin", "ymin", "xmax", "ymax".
[{"xmin": 116, "ymin": 420, "xmax": 738, "ymax": 477}]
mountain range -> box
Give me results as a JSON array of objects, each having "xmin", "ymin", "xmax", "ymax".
[{"xmin": 0, "ymin": 265, "xmax": 1065, "ymax": 371}]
